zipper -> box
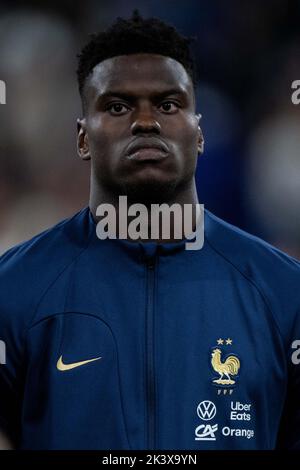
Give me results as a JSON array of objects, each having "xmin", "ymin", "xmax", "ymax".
[{"xmin": 145, "ymin": 255, "xmax": 156, "ymax": 449}]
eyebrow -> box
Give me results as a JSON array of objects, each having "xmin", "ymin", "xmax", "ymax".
[{"xmin": 96, "ymin": 88, "xmax": 189, "ymax": 102}]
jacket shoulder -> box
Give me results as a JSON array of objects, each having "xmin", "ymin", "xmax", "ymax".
[
  {"xmin": 205, "ymin": 210, "xmax": 300, "ymax": 339},
  {"xmin": 0, "ymin": 207, "xmax": 92, "ymax": 334}
]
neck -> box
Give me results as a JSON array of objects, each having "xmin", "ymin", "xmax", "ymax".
[{"xmin": 89, "ymin": 179, "xmax": 200, "ymax": 243}]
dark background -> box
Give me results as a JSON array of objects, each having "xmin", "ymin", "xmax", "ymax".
[{"xmin": 0, "ymin": 0, "xmax": 299, "ymax": 257}]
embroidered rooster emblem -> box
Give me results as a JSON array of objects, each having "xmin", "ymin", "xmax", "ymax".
[{"xmin": 211, "ymin": 348, "xmax": 240, "ymax": 385}]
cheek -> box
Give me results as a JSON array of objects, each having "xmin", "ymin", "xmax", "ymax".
[
  {"xmin": 87, "ymin": 120, "xmax": 114, "ymax": 161},
  {"xmin": 171, "ymin": 115, "xmax": 199, "ymax": 155},
  {"xmin": 183, "ymin": 114, "xmax": 199, "ymax": 141},
  {"xmin": 88, "ymin": 116, "xmax": 127, "ymax": 152}
]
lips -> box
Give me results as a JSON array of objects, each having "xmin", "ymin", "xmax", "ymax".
[{"xmin": 125, "ymin": 137, "xmax": 169, "ymax": 161}]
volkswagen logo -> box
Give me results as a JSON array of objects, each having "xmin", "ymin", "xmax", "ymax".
[{"xmin": 197, "ymin": 401, "xmax": 217, "ymax": 421}]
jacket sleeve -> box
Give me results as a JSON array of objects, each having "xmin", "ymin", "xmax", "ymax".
[
  {"xmin": 0, "ymin": 248, "xmax": 27, "ymax": 446},
  {"xmin": 0, "ymin": 346, "xmax": 21, "ymax": 443},
  {"xmin": 0, "ymin": 315, "xmax": 23, "ymax": 445},
  {"xmin": 276, "ymin": 309, "xmax": 300, "ymax": 449}
]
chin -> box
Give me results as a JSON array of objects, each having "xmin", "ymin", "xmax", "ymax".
[{"xmin": 121, "ymin": 177, "xmax": 179, "ymax": 205}]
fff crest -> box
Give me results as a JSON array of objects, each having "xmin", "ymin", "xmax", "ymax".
[{"xmin": 210, "ymin": 338, "xmax": 241, "ymax": 393}]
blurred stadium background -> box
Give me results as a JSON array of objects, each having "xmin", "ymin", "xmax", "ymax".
[{"xmin": 0, "ymin": 0, "xmax": 299, "ymax": 258}]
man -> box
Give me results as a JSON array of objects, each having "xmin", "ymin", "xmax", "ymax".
[{"xmin": 0, "ymin": 11, "xmax": 300, "ymax": 450}]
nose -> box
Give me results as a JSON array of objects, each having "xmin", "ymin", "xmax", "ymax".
[{"xmin": 130, "ymin": 105, "xmax": 161, "ymax": 135}]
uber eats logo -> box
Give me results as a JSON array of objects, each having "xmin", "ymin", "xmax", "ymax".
[
  {"xmin": 0, "ymin": 80, "xmax": 6, "ymax": 104},
  {"xmin": 0, "ymin": 340, "xmax": 6, "ymax": 364}
]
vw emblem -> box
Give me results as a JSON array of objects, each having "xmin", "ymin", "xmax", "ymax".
[{"xmin": 197, "ymin": 400, "xmax": 217, "ymax": 421}]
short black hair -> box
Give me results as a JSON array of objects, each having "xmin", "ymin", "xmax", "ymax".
[{"xmin": 77, "ymin": 10, "xmax": 197, "ymax": 104}]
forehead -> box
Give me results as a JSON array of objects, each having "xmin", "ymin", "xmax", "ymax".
[{"xmin": 86, "ymin": 53, "xmax": 193, "ymax": 99}]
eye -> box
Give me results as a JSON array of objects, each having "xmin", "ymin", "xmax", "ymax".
[
  {"xmin": 106, "ymin": 103, "xmax": 130, "ymax": 115},
  {"xmin": 159, "ymin": 101, "xmax": 180, "ymax": 113}
]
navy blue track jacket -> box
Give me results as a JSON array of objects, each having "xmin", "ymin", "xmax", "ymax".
[{"xmin": 0, "ymin": 207, "xmax": 300, "ymax": 449}]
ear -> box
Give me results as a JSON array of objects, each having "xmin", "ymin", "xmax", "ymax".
[
  {"xmin": 196, "ymin": 113, "xmax": 204, "ymax": 155},
  {"xmin": 77, "ymin": 118, "xmax": 91, "ymax": 161}
]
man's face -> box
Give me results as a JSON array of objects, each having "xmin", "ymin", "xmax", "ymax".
[{"xmin": 77, "ymin": 53, "xmax": 203, "ymax": 203}]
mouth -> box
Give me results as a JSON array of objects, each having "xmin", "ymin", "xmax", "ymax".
[
  {"xmin": 127, "ymin": 147, "xmax": 168, "ymax": 162},
  {"xmin": 125, "ymin": 138, "xmax": 169, "ymax": 162}
]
